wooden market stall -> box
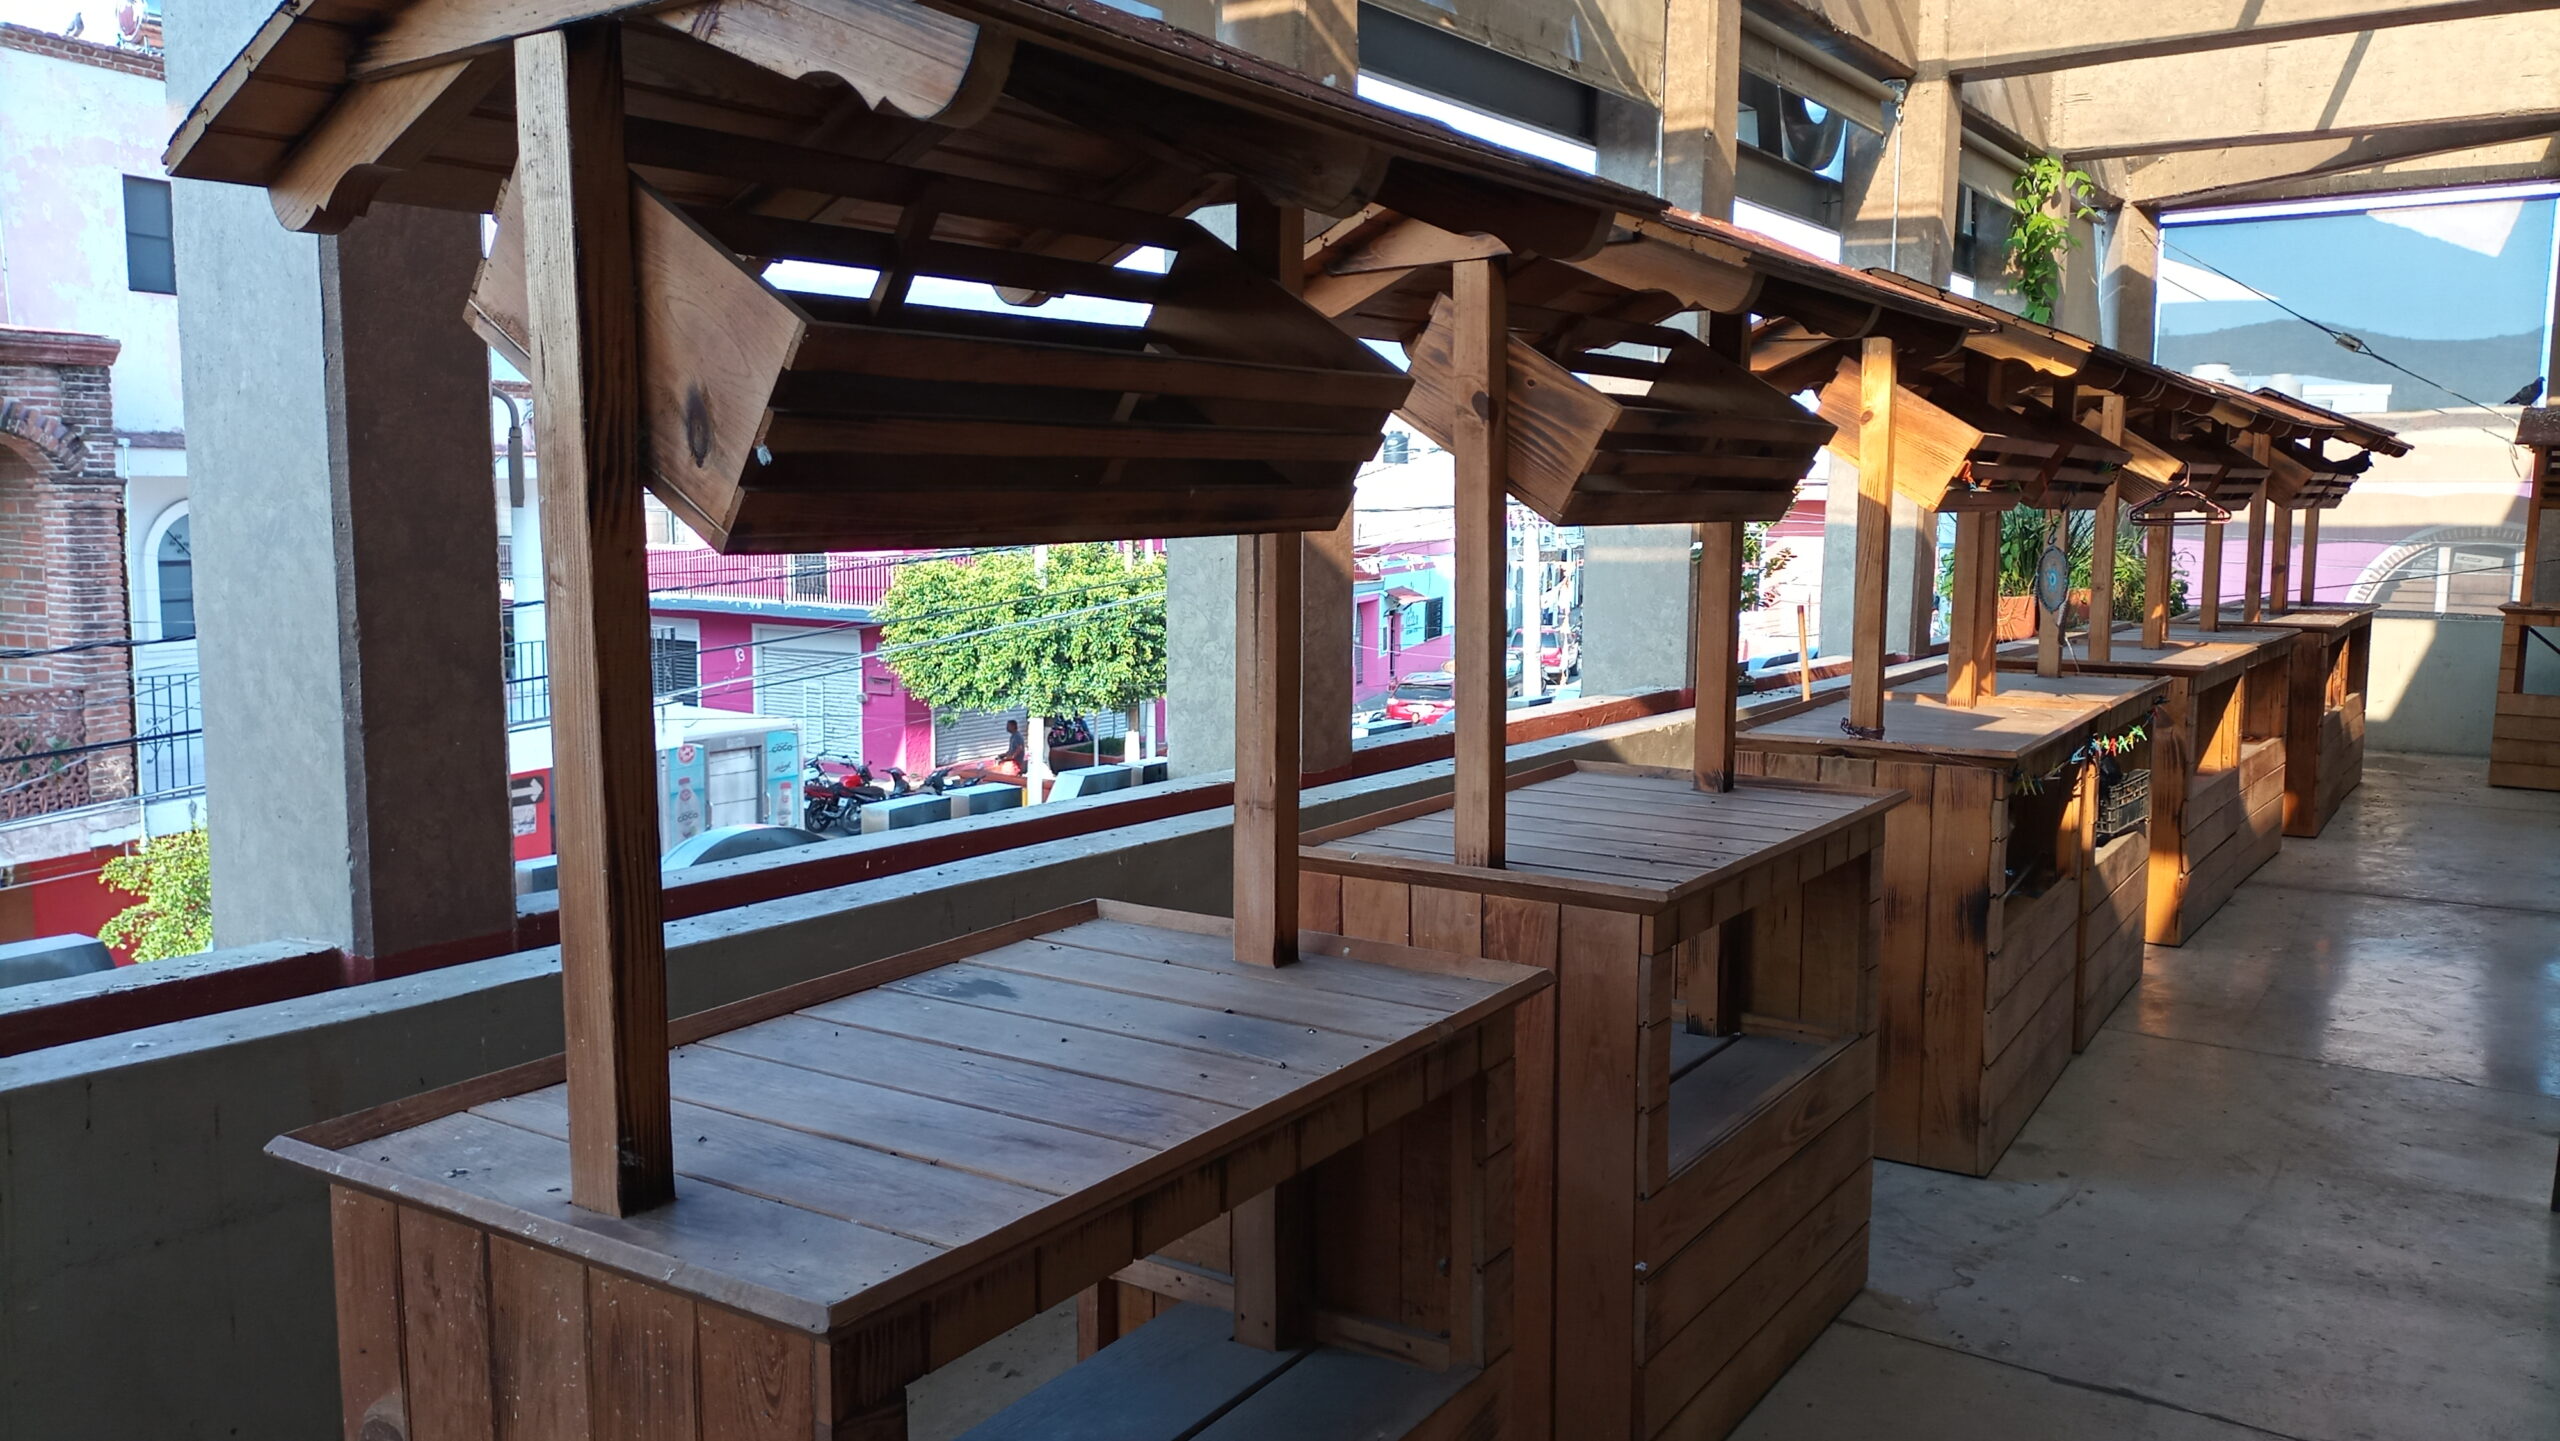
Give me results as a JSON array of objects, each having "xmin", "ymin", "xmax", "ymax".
[
  {"xmin": 2496, "ymin": 407, "xmax": 2560, "ymax": 790},
  {"xmin": 167, "ymin": 2, "xmax": 1683, "ymax": 1435},
  {"xmin": 1738, "ymin": 278, "xmax": 2204, "ymax": 1176},
  {"xmin": 2180, "ymin": 390, "xmax": 2410, "ymax": 831},
  {"xmin": 1260, "ymin": 209, "xmax": 1982, "ymax": 1441}
]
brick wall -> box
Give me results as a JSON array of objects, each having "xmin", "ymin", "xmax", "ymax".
[
  {"xmin": 0, "ymin": 23, "xmax": 164, "ymax": 80},
  {"xmin": 0, "ymin": 330, "xmax": 135, "ymax": 810}
]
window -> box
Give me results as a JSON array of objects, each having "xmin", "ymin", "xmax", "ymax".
[
  {"xmin": 1737, "ymin": 72, "xmax": 1848, "ymax": 181},
  {"xmin": 650, "ymin": 624, "xmax": 700, "ymax": 704},
  {"xmin": 156, "ymin": 514, "xmax": 195, "ymax": 640},
  {"xmin": 1952, "ymin": 186, "xmax": 2014, "ymax": 281},
  {"xmin": 124, "ymin": 177, "xmax": 175, "ymax": 295}
]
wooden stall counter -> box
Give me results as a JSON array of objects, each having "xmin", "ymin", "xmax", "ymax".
[
  {"xmin": 1296, "ymin": 760, "xmax": 1897, "ymax": 1441},
  {"xmin": 2001, "ymin": 629, "xmax": 2292, "ymax": 945},
  {"xmin": 270, "ymin": 902, "xmax": 1543, "ymax": 1441},
  {"xmin": 2491, "ymin": 602, "xmax": 2560, "ymax": 791},
  {"xmin": 1736, "ymin": 675, "xmax": 2161, "ymax": 1176},
  {"xmin": 2200, "ymin": 607, "xmax": 2372, "ymax": 834}
]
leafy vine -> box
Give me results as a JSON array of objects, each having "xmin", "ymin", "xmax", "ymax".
[{"xmin": 2003, "ymin": 154, "xmax": 2097, "ymax": 325}]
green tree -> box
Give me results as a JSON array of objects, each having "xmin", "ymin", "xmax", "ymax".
[
  {"xmin": 99, "ymin": 827, "xmax": 213, "ymax": 961},
  {"xmin": 1694, "ymin": 522, "xmax": 1793, "ymax": 610},
  {"xmin": 876, "ymin": 544, "xmax": 1167, "ymax": 783}
]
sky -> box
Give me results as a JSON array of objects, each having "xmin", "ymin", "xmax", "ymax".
[{"xmin": 2160, "ymin": 189, "xmax": 2560, "ymax": 344}]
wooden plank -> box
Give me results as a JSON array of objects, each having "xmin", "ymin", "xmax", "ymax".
[
  {"xmin": 1979, "ymin": 968, "xmax": 2072, "ymax": 1174},
  {"xmin": 1453, "ymin": 258, "xmax": 1508, "ymax": 868},
  {"xmin": 1410, "ymin": 886, "xmax": 1485, "ymax": 957},
  {"xmin": 489, "ymin": 1236, "xmax": 593, "ymax": 1441},
  {"xmin": 2243, "ymin": 493, "xmax": 2267, "ymax": 623},
  {"xmin": 1869, "ymin": 761, "xmax": 1935, "ymax": 1162},
  {"xmin": 331, "ymin": 1188, "xmax": 410, "ymax": 1441},
  {"xmin": 1479, "ymin": 895, "xmax": 1557, "ymax": 1441},
  {"xmin": 589, "ymin": 1271, "xmax": 698, "ymax": 1441},
  {"xmin": 1917, "ymin": 767, "xmax": 1997, "ymax": 1174},
  {"xmin": 973, "ymin": 939, "xmax": 1448, "ymax": 1042},
  {"xmin": 1649, "ymin": 1225, "xmax": 1867, "ymax": 1441},
  {"xmin": 1639, "ymin": 1098, "xmax": 1870, "ymax": 1355},
  {"xmin": 1231, "ymin": 1179, "xmax": 1310, "ymax": 1351},
  {"xmin": 1660, "ymin": 1035, "xmax": 1838, "ymax": 1178},
  {"xmin": 1189, "ymin": 1345, "xmax": 1487, "ymax": 1440},
  {"xmin": 1552, "ymin": 905, "xmax": 1644, "ymax": 1441},
  {"xmin": 697, "ymin": 1304, "xmax": 814, "ymax": 1441},
  {"xmin": 704, "ymin": 1011, "xmax": 1244, "ymax": 1149},
  {"xmin": 2143, "ymin": 508, "xmax": 2173, "ymax": 649},
  {"xmin": 516, "ymin": 19, "xmax": 671, "ymax": 1216},
  {"xmin": 477, "ymin": 1087, "xmax": 1056, "ymax": 1244},
  {"xmin": 1640, "ymin": 1163, "xmax": 1872, "ymax": 1432},
  {"xmin": 1744, "ymin": 886, "xmax": 1804, "ymax": 1025},
  {"xmin": 881, "ymin": 963, "xmax": 1384, "ymax": 1077},
  {"xmin": 399, "ymin": 1206, "xmax": 496, "ymax": 1441},
  {"xmin": 1696, "ymin": 521, "xmax": 1744, "ymax": 791},
  {"xmin": 1235, "ymin": 528, "xmax": 1302, "ymax": 967},
  {"xmin": 1339, "ymin": 876, "xmax": 1414, "ymax": 946},
  {"xmin": 1641, "ymin": 1036, "xmax": 1872, "ymax": 1262},
  {"xmin": 1062, "ymin": 916, "xmax": 1493, "ymax": 1012},
  {"xmin": 1851, "ymin": 338, "xmax": 1896, "ymax": 733},
  {"xmin": 958, "ymin": 1303, "xmax": 1302, "ymax": 1441},
  {"xmin": 808, "ymin": 987, "xmax": 1303, "ymax": 1111}
]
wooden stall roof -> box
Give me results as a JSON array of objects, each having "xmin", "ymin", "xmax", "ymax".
[
  {"xmin": 1740, "ymin": 674, "xmax": 2163, "ymax": 779},
  {"xmin": 169, "ymin": 0, "xmax": 1655, "ymax": 249},
  {"xmin": 1305, "ymin": 202, "xmax": 1985, "ymax": 349}
]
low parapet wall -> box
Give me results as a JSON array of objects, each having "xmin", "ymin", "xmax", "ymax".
[{"xmin": 0, "ymin": 709, "xmax": 1697, "ymax": 1441}]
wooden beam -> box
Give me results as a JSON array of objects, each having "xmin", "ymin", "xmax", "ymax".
[
  {"xmin": 2036, "ymin": 507, "xmax": 2063, "ymax": 677},
  {"xmin": 268, "ymin": 57, "xmax": 502, "ymax": 234},
  {"xmin": 2089, "ymin": 397, "xmax": 2125, "ymax": 662},
  {"xmin": 2269, "ymin": 502, "xmax": 2295, "ymax": 616},
  {"xmin": 2243, "ymin": 490, "xmax": 2268, "ymax": 624},
  {"xmin": 2089, "ymin": 484, "xmax": 2122, "ymax": 660},
  {"xmin": 1948, "ymin": 510, "xmax": 1998, "ymax": 706},
  {"xmin": 1451, "ymin": 257, "xmax": 1508, "ymax": 868},
  {"xmin": 1851, "ymin": 337, "xmax": 1896, "ymax": 733},
  {"xmin": 2299, "ymin": 508, "xmax": 2321, "ymax": 606},
  {"xmin": 514, "ymin": 22, "xmax": 673, "ymax": 1218},
  {"xmin": 1695, "ymin": 521, "xmax": 1742, "ymax": 791},
  {"xmin": 2143, "ymin": 513, "xmax": 2173, "ymax": 648},
  {"xmin": 1234, "ymin": 529, "xmax": 1301, "ymax": 968},
  {"xmin": 2199, "ymin": 520, "xmax": 2225, "ymax": 631}
]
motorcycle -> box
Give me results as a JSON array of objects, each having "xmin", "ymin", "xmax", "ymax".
[{"xmin": 801, "ymin": 757, "xmax": 888, "ymax": 834}]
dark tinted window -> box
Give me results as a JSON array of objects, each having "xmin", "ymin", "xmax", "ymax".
[{"xmin": 125, "ymin": 176, "xmax": 175, "ymax": 294}]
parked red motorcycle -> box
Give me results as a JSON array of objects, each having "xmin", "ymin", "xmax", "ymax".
[{"xmin": 801, "ymin": 757, "xmax": 888, "ymax": 834}]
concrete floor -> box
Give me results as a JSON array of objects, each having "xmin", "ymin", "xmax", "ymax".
[
  {"xmin": 1740, "ymin": 751, "xmax": 2560, "ymax": 1441},
  {"xmin": 913, "ymin": 753, "xmax": 2560, "ymax": 1440}
]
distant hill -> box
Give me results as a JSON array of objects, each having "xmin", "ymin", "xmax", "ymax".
[{"xmin": 2156, "ymin": 320, "xmax": 2543, "ymax": 410}]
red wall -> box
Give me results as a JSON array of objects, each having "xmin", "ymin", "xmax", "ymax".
[{"xmin": 0, "ymin": 843, "xmax": 142, "ymax": 962}]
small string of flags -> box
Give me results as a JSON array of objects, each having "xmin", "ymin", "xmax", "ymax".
[{"xmin": 2010, "ymin": 715, "xmax": 2152, "ymax": 796}]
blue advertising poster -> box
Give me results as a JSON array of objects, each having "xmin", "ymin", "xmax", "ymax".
[{"xmin": 764, "ymin": 727, "xmax": 801, "ymax": 829}]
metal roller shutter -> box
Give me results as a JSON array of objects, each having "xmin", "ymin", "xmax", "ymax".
[{"xmin": 757, "ymin": 636, "xmax": 865, "ymax": 762}]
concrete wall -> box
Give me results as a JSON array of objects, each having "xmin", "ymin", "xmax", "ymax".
[
  {"xmin": 2366, "ymin": 612, "xmax": 2504, "ymax": 756},
  {"xmin": 0, "ymin": 713, "xmax": 1694, "ymax": 1440},
  {"xmin": 0, "ymin": 26, "xmax": 183, "ymax": 433}
]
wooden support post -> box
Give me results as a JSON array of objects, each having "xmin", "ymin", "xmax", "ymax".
[
  {"xmin": 1231, "ymin": 1181, "xmax": 1309, "ymax": 1350},
  {"xmin": 1851, "ymin": 336, "xmax": 1896, "ymax": 732},
  {"xmin": 2199, "ymin": 521, "xmax": 2224, "ymax": 632},
  {"xmin": 1451, "ymin": 257, "xmax": 1507, "ymax": 867},
  {"xmin": 1947, "ymin": 511, "xmax": 1998, "ymax": 706},
  {"xmin": 2268, "ymin": 503, "xmax": 2293, "ymax": 616},
  {"xmin": 2243, "ymin": 490, "xmax": 2267, "ymax": 623},
  {"xmin": 2143, "ymin": 516, "xmax": 2172, "ymax": 649},
  {"xmin": 1695, "ymin": 521, "xmax": 1742, "ymax": 791},
  {"xmin": 2090, "ymin": 397, "xmax": 2125, "ymax": 662},
  {"xmin": 2036, "ymin": 508, "xmax": 2063, "ymax": 677},
  {"xmin": 1234, "ymin": 530, "xmax": 1300, "ymax": 968},
  {"xmin": 2299, "ymin": 509, "xmax": 2321, "ymax": 606},
  {"xmin": 515, "ymin": 22, "xmax": 673, "ymax": 1218}
]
